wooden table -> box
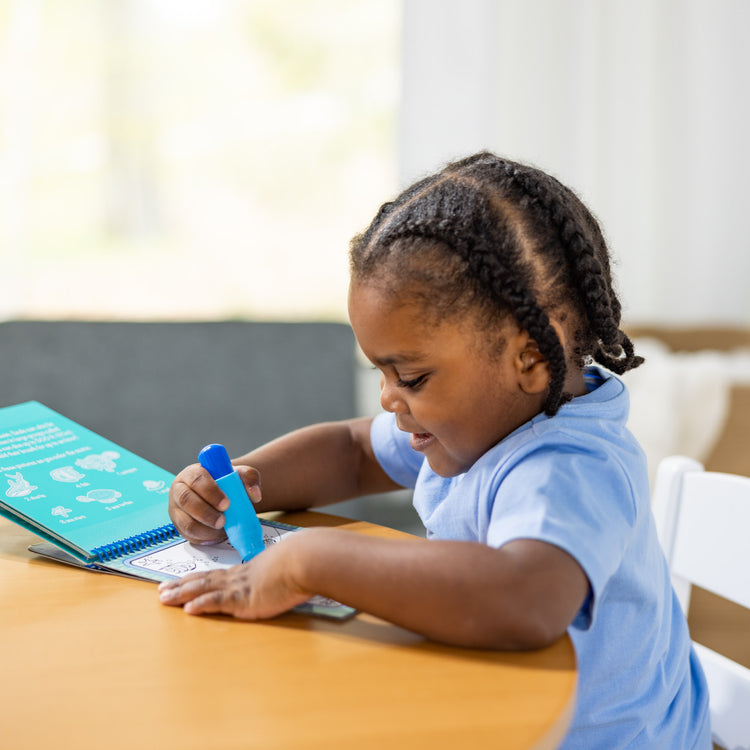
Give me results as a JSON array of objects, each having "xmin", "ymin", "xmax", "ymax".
[{"xmin": 0, "ymin": 511, "xmax": 576, "ymax": 750}]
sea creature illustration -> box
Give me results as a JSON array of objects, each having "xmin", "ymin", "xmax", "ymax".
[
  {"xmin": 161, "ymin": 562, "xmax": 197, "ymax": 576},
  {"xmin": 51, "ymin": 506, "xmax": 73, "ymax": 518},
  {"xmin": 142, "ymin": 480, "xmax": 165, "ymax": 492},
  {"xmin": 75, "ymin": 451, "xmax": 120, "ymax": 473},
  {"xmin": 4, "ymin": 472, "xmax": 37, "ymax": 498},
  {"xmin": 50, "ymin": 466, "xmax": 85, "ymax": 483},
  {"xmin": 76, "ymin": 488, "xmax": 122, "ymax": 504}
]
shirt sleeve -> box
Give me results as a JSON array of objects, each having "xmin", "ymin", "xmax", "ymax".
[
  {"xmin": 370, "ymin": 412, "xmax": 423, "ymax": 489},
  {"xmin": 486, "ymin": 443, "xmax": 638, "ymax": 631}
]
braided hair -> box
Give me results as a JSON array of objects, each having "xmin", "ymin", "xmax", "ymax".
[{"xmin": 349, "ymin": 151, "xmax": 643, "ymax": 416}]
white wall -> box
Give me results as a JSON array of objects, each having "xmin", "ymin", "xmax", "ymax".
[{"xmin": 399, "ymin": 0, "xmax": 750, "ymax": 326}]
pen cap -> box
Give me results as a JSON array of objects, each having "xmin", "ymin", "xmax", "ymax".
[{"xmin": 198, "ymin": 443, "xmax": 234, "ymax": 481}]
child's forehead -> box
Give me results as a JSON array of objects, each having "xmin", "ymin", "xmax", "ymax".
[
  {"xmin": 351, "ymin": 278, "xmax": 500, "ymax": 325},
  {"xmin": 349, "ymin": 280, "xmax": 514, "ymax": 352},
  {"xmin": 349, "ymin": 281, "xmax": 448, "ymax": 328},
  {"xmin": 348, "ymin": 279, "xmax": 405, "ymax": 311}
]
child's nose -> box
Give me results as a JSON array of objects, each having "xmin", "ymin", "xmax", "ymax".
[{"xmin": 380, "ymin": 377, "xmax": 408, "ymax": 414}]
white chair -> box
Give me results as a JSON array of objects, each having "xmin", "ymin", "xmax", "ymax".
[{"xmin": 652, "ymin": 456, "xmax": 750, "ymax": 750}]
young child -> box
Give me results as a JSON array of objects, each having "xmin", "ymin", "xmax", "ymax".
[{"xmin": 159, "ymin": 152, "xmax": 711, "ymax": 748}]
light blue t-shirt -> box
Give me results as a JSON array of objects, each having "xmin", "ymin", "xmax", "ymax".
[{"xmin": 370, "ymin": 366, "xmax": 711, "ymax": 749}]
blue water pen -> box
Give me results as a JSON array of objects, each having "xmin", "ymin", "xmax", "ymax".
[{"xmin": 198, "ymin": 443, "xmax": 265, "ymax": 562}]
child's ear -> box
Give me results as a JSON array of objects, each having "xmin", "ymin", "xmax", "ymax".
[
  {"xmin": 515, "ymin": 337, "xmax": 551, "ymax": 395},
  {"xmin": 514, "ymin": 320, "xmax": 568, "ymax": 395}
]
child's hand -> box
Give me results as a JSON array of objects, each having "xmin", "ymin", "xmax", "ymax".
[
  {"xmin": 168, "ymin": 462, "xmax": 262, "ymax": 545},
  {"xmin": 158, "ymin": 533, "xmax": 311, "ymax": 619}
]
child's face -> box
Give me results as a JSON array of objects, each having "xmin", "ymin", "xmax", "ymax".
[{"xmin": 348, "ymin": 282, "xmax": 547, "ymax": 477}]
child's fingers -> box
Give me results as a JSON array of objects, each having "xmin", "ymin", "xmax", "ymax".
[
  {"xmin": 167, "ymin": 503, "xmax": 227, "ymax": 544},
  {"xmin": 183, "ymin": 589, "xmax": 240, "ymax": 616},
  {"xmin": 158, "ymin": 570, "xmax": 228, "ymax": 605},
  {"xmin": 158, "ymin": 551, "xmax": 310, "ymax": 621},
  {"xmin": 157, "ymin": 568, "xmax": 210, "ymax": 592},
  {"xmin": 159, "ymin": 569, "xmax": 260, "ymax": 618},
  {"xmin": 175, "ymin": 464, "xmax": 230, "ymax": 514},
  {"xmin": 168, "ymin": 464, "xmax": 232, "ymax": 542},
  {"xmin": 235, "ymin": 465, "xmax": 262, "ymax": 504}
]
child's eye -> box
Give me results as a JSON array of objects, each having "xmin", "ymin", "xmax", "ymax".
[{"xmin": 396, "ymin": 374, "xmax": 428, "ymax": 390}]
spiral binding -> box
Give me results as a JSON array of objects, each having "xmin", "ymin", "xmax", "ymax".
[{"xmin": 92, "ymin": 523, "xmax": 179, "ymax": 562}]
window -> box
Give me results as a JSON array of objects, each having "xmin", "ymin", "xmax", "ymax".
[{"xmin": 0, "ymin": 0, "xmax": 399, "ymax": 320}]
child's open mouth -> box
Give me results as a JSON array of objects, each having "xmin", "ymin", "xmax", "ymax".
[{"xmin": 409, "ymin": 432, "xmax": 436, "ymax": 452}]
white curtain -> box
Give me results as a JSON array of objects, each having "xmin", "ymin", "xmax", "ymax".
[{"xmin": 399, "ymin": 0, "xmax": 750, "ymax": 326}]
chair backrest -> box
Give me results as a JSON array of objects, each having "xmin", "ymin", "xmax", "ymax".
[{"xmin": 652, "ymin": 455, "xmax": 750, "ymax": 750}]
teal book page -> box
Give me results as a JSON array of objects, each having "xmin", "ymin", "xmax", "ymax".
[{"xmin": 0, "ymin": 401, "xmax": 174, "ymax": 561}]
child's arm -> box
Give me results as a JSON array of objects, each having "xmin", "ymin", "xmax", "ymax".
[
  {"xmin": 159, "ymin": 526, "xmax": 589, "ymax": 650},
  {"xmin": 168, "ymin": 417, "xmax": 402, "ymax": 545}
]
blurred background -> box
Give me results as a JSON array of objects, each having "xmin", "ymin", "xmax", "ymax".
[
  {"xmin": 2, "ymin": 0, "xmax": 749, "ymax": 326},
  {"xmin": 0, "ymin": 0, "xmax": 398, "ymax": 321}
]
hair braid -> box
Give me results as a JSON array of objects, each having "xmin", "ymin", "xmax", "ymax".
[
  {"xmin": 350, "ymin": 151, "xmax": 643, "ymax": 417},
  {"xmin": 504, "ymin": 285, "xmax": 569, "ymax": 415},
  {"xmin": 449, "ymin": 154, "xmax": 643, "ymax": 375},
  {"xmin": 467, "ymin": 229, "xmax": 569, "ymax": 415}
]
